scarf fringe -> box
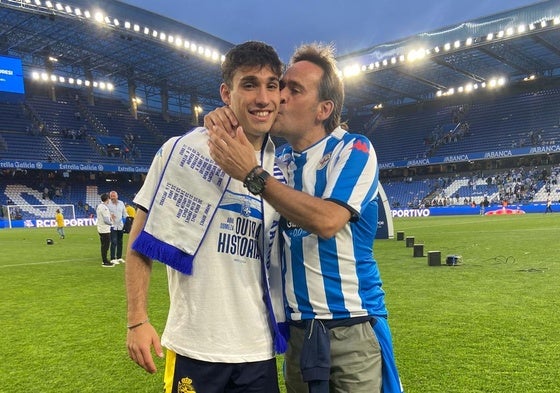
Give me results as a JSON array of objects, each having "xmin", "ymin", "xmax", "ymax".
[{"xmin": 133, "ymin": 230, "xmax": 194, "ymax": 275}]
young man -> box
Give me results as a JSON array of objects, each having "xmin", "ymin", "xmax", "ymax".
[
  {"xmin": 108, "ymin": 190, "xmax": 127, "ymax": 264},
  {"xmin": 125, "ymin": 41, "xmax": 287, "ymax": 393},
  {"xmin": 96, "ymin": 193, "xmax": 114, "ymax": 267},
  {"xmin": 206, "ymin": 43, "xmax": 403, "ymax": 393}
]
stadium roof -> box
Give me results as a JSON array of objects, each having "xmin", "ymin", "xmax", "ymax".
[
  {"xmin": 1, "ymin": 0, "xmax": 560, "ymax": 116},
  {"xmin": 0, "ymin": 0, "xmax": 235, "ymax": 112},
  {"xmin": 338, "ymin": 0, "xmax": 560, "ymax": 113}
]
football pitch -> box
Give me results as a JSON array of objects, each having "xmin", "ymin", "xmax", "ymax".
[{"xmin": 1, "ymin": 213, "xmax": 559, "ymax": 392}]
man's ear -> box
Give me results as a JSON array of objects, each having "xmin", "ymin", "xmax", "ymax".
[
  {"xmin": 220, "ymin": 83, "xmax": 231, "ymax": 106},
  {"xmin": 317, "ymin": 100, "xmax": 334, "ymax": 122}
]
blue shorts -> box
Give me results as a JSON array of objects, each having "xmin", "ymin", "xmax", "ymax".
[{"xmin": 163, "ymin": 350, "xmax": 280, "ymax": 393}]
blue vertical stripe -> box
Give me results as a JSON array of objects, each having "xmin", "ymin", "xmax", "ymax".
[{"xmin": 292, "ymin": 152, "xmax": 313, "ymax": 318}]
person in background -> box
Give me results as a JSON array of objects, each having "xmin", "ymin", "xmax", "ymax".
[
  {"xmin": 206, "ymin": 43, "xmax": 403, "ymax": 393},
  {"xmin": 124, "ymin": 202, "xmax": 136, "ymax": 233},
  {"xmin": 108, "ymin": 190, "xmax": 128, "ymax": 264},
  {"xmin": 55, "ymin": 208, "xmax": 65, "ymax": 239},
  {"xmin": 96, "ymin": 193, "xmax": 114, "ymax": 268},
  {"xmin": 545, "ymin": 197, "xmax": 553, "ymax": 213},
  {"xmin": 125, "ymin": 41, "xmax": 287, "ymax": 393}
]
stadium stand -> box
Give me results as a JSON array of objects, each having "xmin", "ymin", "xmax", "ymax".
[{"xmin": 1, "ymin": 0, "xmax": 560, "ymax": 227}]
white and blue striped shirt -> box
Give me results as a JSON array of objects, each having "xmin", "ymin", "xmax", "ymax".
[{"xmin": 278, "ymin": 127, "xmax": 387, "ymax": 321}]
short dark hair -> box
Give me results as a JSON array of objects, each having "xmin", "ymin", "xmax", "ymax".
[
  {"xmin": 100, "ymin": 193, "xmax": 109, "ymax": 202},
  {"xmin": 221, "ymin": 41, "xmax": 283, "ymax": 88}
]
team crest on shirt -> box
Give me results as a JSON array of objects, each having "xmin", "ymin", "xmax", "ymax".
[
  {"xmin": 177, "ymin": 376, "xmax": 196, "ymax": 392},
  {"xmin": 317, "ymin": 152, "xmax": 331, "ymax": 170}
]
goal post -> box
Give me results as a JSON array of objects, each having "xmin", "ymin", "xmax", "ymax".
[{"xmin": 4, "ymin": 204, "xmax": 76, "ymax": 229}]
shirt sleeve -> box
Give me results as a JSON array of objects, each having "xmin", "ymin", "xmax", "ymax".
[
  {"xmin": 133, "ymin": 137, "xmax": 178, "ymax": 210},
  {"xmin": 323, "ymin": 134, "xmax": 379, "ymax": 218}
]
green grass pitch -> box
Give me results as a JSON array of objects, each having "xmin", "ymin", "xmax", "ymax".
[{"xmin": 1, "ymin": 213, "xmax": 559, "ymax": 392}]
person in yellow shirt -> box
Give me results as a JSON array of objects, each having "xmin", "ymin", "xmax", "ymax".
[
  {"xmin": 124, "ymin": 203, "xmax": 136, "ymax": 233},
  {"xmin": 55, "ymin": 208, "xmax": 65, "ymax": 239}
]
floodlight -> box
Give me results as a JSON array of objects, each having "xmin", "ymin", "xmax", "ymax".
[
  {"xmin": 113, "ymin": 19, "xmax": 120, "ymax": 26},
  {"xmin": 74, "ymin": 8, "xmax": 81, "ymax": 16},
  {"xmin": 454, "ymin": 40, "xmax": 460, "ymax": 49},
  {"xmin": 32, "ymin": 71, "xmax": 40, "ymax": 80},
  {"xmin": 94, "ymin": 12, "xmax": 104, "ymax": 23},
  {"xmin": 64, "ymin": 5, "xmax": 72, "ymax": 13},
  {"xmin": 465, "ymin": 37, "xmax": 473, "ymax": 46},
  {"xmin": 124, "ymin": 21, "xmax": 131, "ymax": 29},
  {"xmin": 45, "ymin": 1, "xmax": 52, "ymax": 8},
  {"xmin": 55, "ymin": 3, "xmax": 63, "ymax": 11},
  {"xmin": 133, "ymin": 24, "xmax": 140, "ymax": 32},
  {"xmin": 343, "ymin": 64, "xmax": 360, "ymax": 77}
]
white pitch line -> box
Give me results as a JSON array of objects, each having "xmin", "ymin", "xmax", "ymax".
[{"xmin": 0, "ymin": 258, "xmax": 95, "ymax": 268}]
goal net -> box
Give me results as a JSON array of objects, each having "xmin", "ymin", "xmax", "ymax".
[{"xmin": 4, "ymin": 204, "xmax": 76, "ymax": 229}]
